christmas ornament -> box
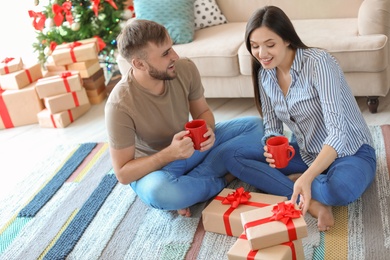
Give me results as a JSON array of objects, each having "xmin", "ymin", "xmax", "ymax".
[{"xmin": 71, "ymin": 22, "xmax": 80, "ymax": 31}]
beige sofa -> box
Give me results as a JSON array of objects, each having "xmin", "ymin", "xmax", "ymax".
[{"xmin": 117, "ymin": 0, "xmax": 390, "ymax": 113}]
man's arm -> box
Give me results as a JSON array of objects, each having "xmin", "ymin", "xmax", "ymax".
[
  {"xmin": 189, "ymin": 96, "xmax": 215, "ymax": 130},
  {"xmin": 110, "ymin": 130, "xmax": 195, "ymax": 184}
]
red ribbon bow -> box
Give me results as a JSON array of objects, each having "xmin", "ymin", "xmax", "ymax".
[
  {"xmin": 92, "ymin": 0, "xmax": 118, "ymax": 16},
  {"xmin": 270, "ymin": 202, "xmax": 302, "ymax": 225},
  {"xmin": 61, "ymin": 71, "xmax": 72, "ymax": 78},
  {"xmin": 50, "ymin": 42, "xmax": 58, "ymax": 52},
  {"xmin": 93, "ymin": 36, "xmax": 106, "ymax": 51},
  {"xmin": 28, "ymin": 10, "xmax": 46, "ymax": 31},
  {"xmin": 68, "ymin": 41, "xmax": 82, "ymax": 62},
  {"xmin": 221, "ymin": 187, "xmax": 251, "ymax": 209},
  {"xmin": 1, "ymin": 57, "xmax": 14, "ymax": 64},
  {"xmin": 52, "ymin": 2, "xmax": 73, "ymax": 26}
]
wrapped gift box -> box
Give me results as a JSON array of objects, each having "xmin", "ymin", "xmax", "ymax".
[
  {"xmin": 44, "ymin": 88, "xmax": 89, "ymax": 114},
  {"xmin": 0, "ymin": 57, "xmax": 23, "ymax": 75},
  {"xmin": 86, "ymin": 84, "xmax": 107, "ymax": 104},
  {"xmin": 241, "ymin": 202, "xmax": 308, "ymax": 250},
  {"xmin": 46, "ymin": 59, "xmax": 101, "ymax": 78},
  {"xmin": 37, "ymin": 103, "xmax": 91, "ymax": 128},
  {"xmin": 202, "ymin": 187, "xmax": 287, "ymax": 237},
  {"xmin": 82, "ymin": 68, "xmax": 105, "ymax": 90},
  {"xmin": 0, "ymin": 83, "xmax": 44, "ymax": 129},
  {"xmin": 0, "ymin": 63, "xmax": 43, "ymax": 90},
  {"xmin": 51, "ymin": 38, "xmax": 99, "ymax": 66},
  {"xmin": 35, "ymin": 71, "xmax": 83, "ymax": 99},
  {"xmin": 227, "ymin": 233, "xmax": 305, "ymax": 260}
]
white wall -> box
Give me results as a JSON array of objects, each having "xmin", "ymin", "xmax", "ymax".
[{"xmin": 0, "ymin": 0, "xmax": 40, "ymax": 65}]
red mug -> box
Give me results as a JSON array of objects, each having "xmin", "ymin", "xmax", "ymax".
[
  {"xmin": 266, "ymin": 136, "xmax": 295, "ymax": 168},
  {"xmin": 185, "ymin": 119, "xmax": 208, "ymax": 150}
]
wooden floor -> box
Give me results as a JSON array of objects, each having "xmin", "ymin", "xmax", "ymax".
[{"xmin": 1, "ymin": 95, "xmax": 390, "ymax": 201}]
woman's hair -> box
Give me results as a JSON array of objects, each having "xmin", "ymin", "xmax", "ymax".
[
  {"xmin": 117, "ymin": 19, "xmax": 169, "ymax": 61},
  {"xmin": 244, "ymin": 6, "xmax": 308, "ymax": 116}
]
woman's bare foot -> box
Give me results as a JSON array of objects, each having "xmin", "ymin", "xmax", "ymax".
[
  {"xmin": 308, "ymin": 199, "xmax": 334, "ymax": 231},
  {"xmin": 224, "ymin": 172, "xmax": 237, "ymax": 184},
  {"xmin": 177, "ymin": 208, "xmax": 191, "ymax": 217},
  {"xmin": 288, "ymin": 173, "xmax": 302, "ymax": 183}
]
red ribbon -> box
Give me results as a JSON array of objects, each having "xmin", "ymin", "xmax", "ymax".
[
  {"xmin": 25, "ymin": 69, "xmax": 33, "ymax": 83},
  {"xmin": 52, "ymin": 2, "xmax": 73, "ymax": 26},
  {"xmin": 1, "ymin": 57, "xmax": 14, "ymax": 74},
  {"xmin": 68, "ymin": 42, "xmax": 82, "ymax": 62},
  {"xmin": 61, "ymin": 71, "xmax": 72, "ymax": 92},
  {"xmin": 244, "ymin": 202, "xmax": 302, "ymax": 242},
  {"xmin": 238, "ymin": 233, "xmax": 297, "ymax": 260},
  {"xmin": 71, "ymin": 92, "xmax": 80, "ymax": 107},
  {"xmin": 92, "ymin": 0, "xmax": 118, "ymax": 16},
  {"xmin": 50, "ymin": 114, "xmax": 57, "ymax": 128},
  {"xmin": 28, "ymin": 10, "xmax": 46, "ymax": 31},
  {"xmin": 67, "ymin": 109, "xmax": 74, "ymax": 122},
  {"xmin": 50, "ymin": 42, "xmax": 58, "ymax": 52},
  {"xmin": 0, "ymin": 88, "xmax": 14, "ymax": 129},
  {"xmin": 93, "ymin": 36, "xmax": 106, "ymax": 51},
  {"xmin": 215, "ymin": 187, "xmax": 270, "ymax": 236}
]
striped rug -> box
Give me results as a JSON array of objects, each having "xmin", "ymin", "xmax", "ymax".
[{"xmin": 0, "ymin": 125, "xmax": 389, "ymax": 260}]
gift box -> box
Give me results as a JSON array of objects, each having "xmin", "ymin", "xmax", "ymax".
[
  {"xmin": 0, "ymin": 63, "xmax": 43, "ymax": 90},
  {"xmin": 241, "ymin": 202, "xmax": 308, "ymax": 250},
  {"xmin": 51, "ymin": 38, "xmax": 99, "ymax": 66},
  {"xmin": 0, "ymin": 57, "xmax": 23, "ymax": 75},
  {"xmin": 37, "ymin": 103, "xmax": 91, "ymax": 128},
  {"xmin": 43, "ymin": 88, "xmax": 89, "ymax": 114},
  {"xmin": 67, "ymin": 59, "xmax": 101, "ymax": 78},
  {"xmin": 202, "ymin": 187, "xmax": 287, "ymax": 237},
  {"xmin": 86, "ymin": 84, "xmax": 107, "ymax": 104},
  {"xmin": 35, "ymin": 71, "xmax": 83, "ymax": 99},
  {"xmin": 0, "ymin": 84, "xmax": 44, "ymax": 129},
  {"xmin": 227, "ymin": 233, "xmax": 305, "ymax": 260},
  {"xmin": 82, "ymin": 68, "xmax": 105, "ymax": 90}
]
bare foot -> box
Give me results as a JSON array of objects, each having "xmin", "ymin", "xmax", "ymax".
[
  {"xmin": 224, "ymin": 172, "xmax": 237, "ymax": 184},
  {"xmin": 177, "ymin": 208, "xmax": 191, "ymax": 217},
  {"xmin": 287, "ymin": 173, "xmax": 302, "ymax": 183},
  {"xmin": 308, "ymin": 199, "xmax": 334, "ymax": 231}
]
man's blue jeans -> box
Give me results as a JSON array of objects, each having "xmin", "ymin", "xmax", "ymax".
[{"xmin": 130, "ymin": 116, "xmax": 264, "ymax": 210}]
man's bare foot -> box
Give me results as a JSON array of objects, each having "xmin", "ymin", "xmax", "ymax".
[
  {"xmin": 308, "ymin": 199, "xmax": 334, "ymax": 231},
  {"xmin": 224, "ymin": 172, "xmax": 236, "ymax": 184},
  {"xmin": 287, "ymin": 173, "xmax": 302, "ymax": 183},
  {"xmin": 177, "ymin": 208, "xmax": 191, "ymax": 217}
]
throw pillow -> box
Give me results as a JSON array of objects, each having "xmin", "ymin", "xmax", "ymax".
[
  {"xmin": 194, "ymin": 0, "xmax": 227, "ymax": 30},
  {"xmin": 133, "ymin": 0, "xmax": 195, "ymax": 44}
]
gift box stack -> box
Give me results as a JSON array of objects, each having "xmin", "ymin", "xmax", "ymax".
[
  {"xmin": 202, "ymin": 187, "xmax": 308, "ymax": 260},
  {"xmin": 35, "ymin": 71, "xmax": 91, "ymax": 128},
  {"xmin": 45, "ymin": 37, "xmax": 107, "ymax": 105},
  {"xmin": 0, "ymin": 57, "xmax": 44, "ymax": 130}
]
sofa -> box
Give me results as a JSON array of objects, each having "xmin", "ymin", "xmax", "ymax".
[{"xmin": 117, "ymin": 0, "xmax": 390, "ymax": 113}]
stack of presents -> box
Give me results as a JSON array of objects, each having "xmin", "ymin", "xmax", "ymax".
[
  {"xmin": 0, "ymin": 37, "xmax": 108, "ymax": 130},
  {"xmin": 202, "ymin": 187, "xmax": 308, "ymax": 259}
]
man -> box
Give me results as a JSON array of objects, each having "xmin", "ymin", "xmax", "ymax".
[{"xmin": 105, "ymin": 19, "xmax": 263, "ymax": 217}]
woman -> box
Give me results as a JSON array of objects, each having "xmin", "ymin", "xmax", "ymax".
[{"xmin": 226, "ymin": 6, "xmax": 376, "ymax": 231}]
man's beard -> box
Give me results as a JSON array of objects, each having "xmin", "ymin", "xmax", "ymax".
[{"xmin": 147, "ymin": 62, "xmax": 176, "ymax": 80}]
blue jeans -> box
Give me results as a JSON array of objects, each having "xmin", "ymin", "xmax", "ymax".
[
  {"xmin": 130, "ymin": 116, "xmax": 264, "ymax": 210},
  {"xmin": 225, "ymin": 141, "xmax": 377, "ymax": 206}
]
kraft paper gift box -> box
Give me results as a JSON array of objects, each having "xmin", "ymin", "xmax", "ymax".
[
  {"xmin": 82, "ymin": 68, "xmax": 105, "ymax": 90},
  {"xmin": 46, "ymin": 59, "xmax": 101, "ymax": 78},
  {"xmin": 0, "ymin": 83, "xmax": 44, "ymax": 129},
  {"xmin": 51, "ymin": 38, "xmax": 99, "ymax": 66},
  {"xmin": 240, "ymin": 202, "xmax": 308, "ymax": 250},
  {"xmin": 37, "ymin": 103, "xmax": 91, "ymax": 128},
  {"xmin": 0, "ymin": 63, "xmax": 43, "ymax": 90},
  {"xmin": 86, "ymin": 85, "xmax": 107, "ymax": 104},
  {"xmin": 0, "ymin": 57, "xmax": 23, "ymax": 75},
  {"xmin": 202, "ymin": 187, "xmax": 287, "ymax": 237},
  {"xmin": 35, "ymin": 71, "xmax": 83, "ymax": 99},
  {"xmin": 227, "ymin": 233, "xmax": 305, "ymax": 260},
  {"xmin": 43, "ymin": 88, "xmax": 89, "ymax": 114}
]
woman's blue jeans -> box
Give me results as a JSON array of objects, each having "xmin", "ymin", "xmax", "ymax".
[
  {"xmin": 130, "ymin": 116, "xmax": 264, "ymax": 210},
  {"xmin": 225, "ymin": 141, "xmax": 377, "ymax": 206}
]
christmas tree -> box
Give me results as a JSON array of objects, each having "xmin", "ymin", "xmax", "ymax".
[{"xmin": 28, "ymin": 0, "xmax": 127, "ymax": 66}]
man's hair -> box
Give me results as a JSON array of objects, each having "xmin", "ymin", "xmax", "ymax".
[{"xmin": 117, "ymin": 19, "xmax": 169, "ymax": 61}]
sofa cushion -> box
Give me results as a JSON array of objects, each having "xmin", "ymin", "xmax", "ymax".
[
  {"xmin": 174, "ymin": 23, "xmax": 246, "ymax": 77},
  {"xmin": 239, "ymin": 18, "xmax": 388, "ymax": 76},
  {"xmin": 194, "ymin": 0, "xmax": 227, "ymax": 30},
  {"xmin": 133, "ymin": 0, "xmax": 195, "ymax": 44}
]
